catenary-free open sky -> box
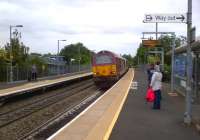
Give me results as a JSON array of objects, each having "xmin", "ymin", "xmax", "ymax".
[{"xmin": 0, "ymin": 0, "xmax": 199, "ymax": 56}]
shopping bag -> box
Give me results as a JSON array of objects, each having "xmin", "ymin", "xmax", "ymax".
[{"xmin": 145, "ymin": 88, "xmax": 155, "ymax": 102}]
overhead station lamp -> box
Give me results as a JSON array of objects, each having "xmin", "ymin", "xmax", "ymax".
[
  {"xmin": 57, "ymin": 39, "xmax": 67, "ymax": 75},
  {"xmin": 57, "ymin": 39, "xmax": 67, "ymax": 55}
]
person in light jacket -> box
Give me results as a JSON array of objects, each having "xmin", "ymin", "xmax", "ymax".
[{"xmin": 150, "ymin": 65, "xmax": 162, "ymax": 109}]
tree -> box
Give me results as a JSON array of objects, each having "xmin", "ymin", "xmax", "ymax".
[
  {"xmin": 0, "ymin": 48, "xmax": 8, "ymax": 81},
  {"xmin": 122, "ymin": 54, "xmax": 134, "ymax": 66},
  {"xmin": 43, "ymin": 53, "xmax": 53, "ymax": 57},
  {"xmin": 159, "ymin": 35, "xmax": 182, "ymax": 65},
  {"xmin": 135, "ymin": 43, "xmax": 148, "ymax": 64},
  {"xmin": 0, "ymin": 48, "xmax": 7, "ymax": 65},
  {"xmin": 60, "ymin": 42, "xmax": 91, "ymax": 65},
  {"xmin": 28, "ymin": 55, "xmax": 47, "ymax": 74},
  {"xmin": 30, "ymin": 52, "xmax": 42, "ymax": 57},
  {"xmin": 4, "ymin": 38, "xmax": 29, "ymax": 66}
]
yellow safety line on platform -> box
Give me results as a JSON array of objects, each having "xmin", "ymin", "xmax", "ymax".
[{"xmin": 104, "ymin": 69, "xmax": 134, "ymax": 140}]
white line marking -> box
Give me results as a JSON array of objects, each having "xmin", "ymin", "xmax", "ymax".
[{"xmin": 130, "ymin": 81, "xmax": 138, "ymax": 90}]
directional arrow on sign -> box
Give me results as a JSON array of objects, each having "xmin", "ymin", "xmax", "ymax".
[{"xmin": 176, "ymin": 15, "xmax": 185, "ymax": 22}]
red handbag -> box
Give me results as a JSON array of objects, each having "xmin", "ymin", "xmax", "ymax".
[{"xmin": 146, "ymin": 88, "xmax": 155, "ymax": 102}]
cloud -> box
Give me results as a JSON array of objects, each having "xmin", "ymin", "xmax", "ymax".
[{"xmin": 0, "ymin": 0, "xmax": 199, "ymax": 56}]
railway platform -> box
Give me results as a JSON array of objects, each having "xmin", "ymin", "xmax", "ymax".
[
  {"xmin": 48, "ymin": 67, "xmax": 200, "ymax": 140},
  {"xmin": 0, "ymin": 71, "xmax": 92, "ymax": 102},
  {"xmin": 48, "ymin": 68, "xmax": 134, "ymax": 140},
  {"xmin": 109, "ymin": 67, "xmax": 200, "ymax": 140}
]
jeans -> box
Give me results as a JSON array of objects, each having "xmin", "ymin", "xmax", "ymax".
[{"xmin": 153, "ymin": 89, "xmax": 161, "ymax": 109}]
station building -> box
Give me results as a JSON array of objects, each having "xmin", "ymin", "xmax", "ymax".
[{"xmin": 44, "ymin": 56, "xmax": 67, "ymax": 75}]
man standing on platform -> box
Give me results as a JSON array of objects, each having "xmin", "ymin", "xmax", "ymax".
[{"xmin": 31, "ymin": 64, "xmax": 37, "ymax": 81}]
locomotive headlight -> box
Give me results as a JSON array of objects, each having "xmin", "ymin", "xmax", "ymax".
[{"xmin": 111, "ymin": 65, "xmax": 116, "ymax": 72}]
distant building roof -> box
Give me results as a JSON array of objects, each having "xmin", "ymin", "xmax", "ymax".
[{"xmin": 44, "ymin": 55, "xmax": 66, "ymax": 65}]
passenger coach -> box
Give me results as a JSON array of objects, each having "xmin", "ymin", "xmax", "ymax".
[{"xmin": 92, "ymin": 50, "xmax": 128, "ymax": 87}]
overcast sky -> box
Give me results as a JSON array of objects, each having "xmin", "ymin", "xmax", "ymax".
[{"xmin": 0, "ymin": 0, "xmax": 199, "ymax": 56}]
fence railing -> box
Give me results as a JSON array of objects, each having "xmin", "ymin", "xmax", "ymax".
[{"xmin": 0, "ymin": 64, "xmax": 92, "ymax": 83}]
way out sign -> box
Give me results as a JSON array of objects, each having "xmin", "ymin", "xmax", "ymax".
[{"xmin": 144, "ymin": 14, "xmax": 187, "ymax": 23}]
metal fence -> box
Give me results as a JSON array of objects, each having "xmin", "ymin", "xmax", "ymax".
[
  {"xmin": 0, "ymin": 65, "xmax": 8, "ymax": 82},
  {"xmin": 0, "ymin": 64, "xmax": 92, "ymax": 83},
  {"xmin": 174, "ymin": 75, "xmax": 187, "ymax": 96}
]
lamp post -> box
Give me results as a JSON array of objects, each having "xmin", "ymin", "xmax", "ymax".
[
  {"xmin": 9, "ymin": 25, "xmax": 23, "ymax": 83},
  {"xmin": 57, "ymin": 40, "xmax": 66, "ymax": 55},
  {"xmin": 57, "ymin": 39, "xmax": 66, "ymax": 75},
  {"xmin": 78, "ymin": 45, "xmax": 80, "ymax": 72}
]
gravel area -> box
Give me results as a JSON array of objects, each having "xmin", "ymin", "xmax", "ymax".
[
  {"xmin": 0, "ymin": 79, "xmax": 102, "ymax": 140},
  {"xmin": 0, "ymin": 79, "xmax": 93, "ymax": 114}
]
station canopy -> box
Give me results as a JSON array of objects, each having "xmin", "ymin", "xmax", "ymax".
[{"xmin": 167, "ymin": 36, "xmax": 200, "ymax": 55}]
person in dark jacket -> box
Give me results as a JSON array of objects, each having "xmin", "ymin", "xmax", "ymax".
[
  {"xmin": 31, "ymin": 64, "xmax": 37, "ymax": 81},
  {"xmin": 147, "ymin": 64, "xmax": 155, "ymax": 86}
]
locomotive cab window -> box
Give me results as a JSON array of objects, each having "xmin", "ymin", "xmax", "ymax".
[{"xmin": 96, "ymin": 55, "xmax": 113, "ymax": 64}]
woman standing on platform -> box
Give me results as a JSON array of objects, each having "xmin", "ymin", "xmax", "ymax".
[{"xmin": 150, "ymin": 65, "xmax": 162, "ymax": 109}]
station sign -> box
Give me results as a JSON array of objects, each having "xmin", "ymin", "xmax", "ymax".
[
  {"xmin": 144, "ymin": 14, "xmax": 187, "ymax": 23},
  {"xmin": 142, "ymin": 40, "xmax": 160, "ymax": 47}
]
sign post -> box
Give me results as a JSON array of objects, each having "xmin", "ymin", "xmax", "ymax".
[{"xmin": 184, "ymin": 0, "xmax": 192, "ymax": 125}]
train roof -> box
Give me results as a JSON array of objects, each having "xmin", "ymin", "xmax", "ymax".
[{"xmin": 96, "ymin": 50, "xmax": 126, "ymax": 61}]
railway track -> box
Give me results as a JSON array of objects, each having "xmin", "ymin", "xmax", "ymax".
[
  {"xmin": 0, "ymin": 79, "xmax": 106, "ymax": 140},
  {"xmin": 0, "ymin": 79, "xmax": 93, "ymax": 114},
  {"xmin": 0, "ymin": 81, "xmax": 93, "ymax": 128},
  {"xmin": 21, "ymin": 89, "xmax": 102, "ymax": 140}
]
